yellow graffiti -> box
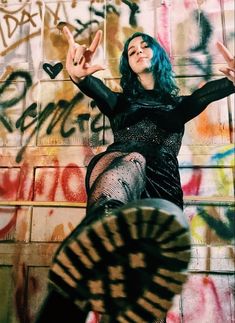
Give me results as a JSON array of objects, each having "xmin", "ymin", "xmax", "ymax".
[{"xmin": 191, "ymin": 214, "xmax": 207, "ymax": 243}]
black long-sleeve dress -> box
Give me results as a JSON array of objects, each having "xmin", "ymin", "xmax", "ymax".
[{"xmin": 77, "ymin": 76, "xmax": 234, "ymax": 209}]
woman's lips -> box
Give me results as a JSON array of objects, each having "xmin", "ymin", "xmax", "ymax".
[{"xmin": 137, "ymin": 57, "xmax": 148, "ymax": 63}]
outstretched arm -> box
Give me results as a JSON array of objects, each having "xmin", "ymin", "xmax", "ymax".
[
  {"xmin": 60, "ymin": 24, "xmax": 118, "ymax": 116},
  {"xmin": 178, "ymin": 43, "xmax": 234, "ymax": 124}
]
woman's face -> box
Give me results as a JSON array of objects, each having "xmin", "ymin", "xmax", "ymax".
[{"xmin": 127, "ymin": 36, "xmax": 153, "ymax": 75}]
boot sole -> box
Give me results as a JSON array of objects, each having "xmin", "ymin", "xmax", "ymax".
[{"xmin": 49, "ymin": 198, "xmax": 191, "ymax": 322}]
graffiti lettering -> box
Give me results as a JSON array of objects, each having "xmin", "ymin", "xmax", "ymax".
[
  {"xmin": 77, "ymin": 113, "xmax": 90, "ymax": 132},
  {"xmin": 35, "ymin": 159, "xmax": 60, "ymax": 201},
  {"xmin": 15, "ymin": 92, "xmax": 84, "ymax": 163},
  {"xmin": 0, "ymin": 71, "xmax": 111, "ymax": 162},
  {"xmin": 0, "ymin": 159, "xmax": 87, "ymax": 238},
  {"xmin": 4, "ymin": 9, "xmax": 38, "ymax": 38},
  {"xmin": 0, "ymin": 70, "xmax": 32, "ymax": 108},
  {"xmin": 0, "ymin": 2, "xmax": 61, "ymax": 55},
  {"xmin": 0, "ymin": 4, "xmax": 39, "ymax": 49},
  {"xmin": 0, "ymin": 71, "xmax": 32, "ymax": 132}
]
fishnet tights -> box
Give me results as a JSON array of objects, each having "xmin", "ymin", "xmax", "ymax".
[{"xmin": 87, "ymin": 152, "xmax": 146, "ymax": 212}]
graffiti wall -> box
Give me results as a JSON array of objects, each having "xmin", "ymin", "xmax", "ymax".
[{"xmin": 0, "ymin": 0, "xmax": 234, "ymax": 322}]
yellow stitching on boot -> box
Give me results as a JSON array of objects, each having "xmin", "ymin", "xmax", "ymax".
[
  {"xmin": 88, "ymin": 280, "xmax": 104, "ymax": 294},
  {"xmin": 145, "ymin": 290, "xmax": 172, "ymax": 309},
  {"xmin": 78, "ymin": 231, "xmax": 101, "ymax": 262},
  {"xmin": 90, "ymin": 299, "xmax": 105, "ymax": 312},
  {"xmin": 110, "ymin": 283, "xmax": 126, "ymax": 298},
  {"xmin": 57, "ymin": 252, "xmax": 82, "ymax": 280},
  {"xmin": 129, "ymin": 253, "xmax": 146, "ymax": 268},
  {"xmin": 69, "ymin": 240, "xmax": 93, "ymax": 269},
  {"xmin": 108, "ymin": 265, "xmax": 124, "ymax": 280},
  {"xmin": 51, "ymin": 263, "xmax": 77, "ymax": 288},
  {"xmin": 92, "ymin": 222, "xmax": 115, "ymax": 252}
]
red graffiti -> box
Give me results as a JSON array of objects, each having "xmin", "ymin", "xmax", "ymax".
[
  {"xmin": 34, "ymin": 159, "xmax": 60, "ymax": 201},
  {"xmin": 0, "ymin": 162, "xmax": 33, "ymax": 238},
  {"xmin": 61, "ymin": 163, "xmax": 86, "ymax": 202},
  {"xmin": 34, "ymin": 160, "xmax": 86, "ymax": 202},
  {"xmin": 182, "ymin": 169, "xmax": 202, "ymax": 195},
  {"xmin": 0, "ymin": 207, "xmax": 17, "ymax": 238},
  {"xmin": 0, "ymin": 169, "xmax": 20, "ymax": 199},
  {"xmin": 18, "ymin": 163, "xmax": 33, "ymax": 200},
  {"xmin": 203, "ymin": 277, "xmax": 224, "ymax": 317},
  {"xmin": 0, "ymin": 162, "xmax": 32, "ymax": 200},
  {"xmin": 0, "ymin": 159, "xmax": 85, "ymax": 238}
]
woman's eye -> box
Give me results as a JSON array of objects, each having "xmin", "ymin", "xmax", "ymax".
[{"xmin": 129, "ymin": 51, "xmax": 135, "ymax": 56}]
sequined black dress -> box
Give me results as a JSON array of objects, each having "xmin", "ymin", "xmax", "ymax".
[{"xmin": 77, "ymin": 76, "xmax": 234, "ymax": 209}]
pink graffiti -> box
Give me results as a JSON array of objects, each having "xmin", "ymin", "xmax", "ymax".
[
  {"xmin": 166, "ymin": 276, "xmax": 229, "ymax": 323},
  {"xmin": 183, "ymin": 0, "xmax": 192, "ymax": 9},
  {"xmin": 157, "ymin": 2, "xmax": 171, "ymax": 55},
  {"xmin": 183, "ymin": 0, "xmax": 230, "ymax": 9}
]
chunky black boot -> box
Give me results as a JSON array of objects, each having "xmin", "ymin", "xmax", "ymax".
[{"xmin": 48, "ymin": 198, "xmax": 191, "ymax": 322}]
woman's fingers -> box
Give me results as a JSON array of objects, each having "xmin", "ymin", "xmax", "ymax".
[
  {"xmin": 62, "ymin": 26, "xmax": 78, "ymax": 64},
  {"xmin": 86, "ymin": 64, "xmax": 106, "ymax": 75},
  {"xmin": 63, "ymin": 27, "xmax": 102, "ymax": 65},
  {"xmin": 219, "ymin": 67, "xmax": 235, "ymax": 83},
  {"xmin": 61, "ymin": 24, "xmax": 102, "ymax": 53},
  {"xmin": 62, "ymin": 26, "xmax": 76, "ymax": 47},
  {"xmin": 216, "ymin": 41, "xmax": 235, "ymax": 83},
  {"xmin": 216, "ymin": 41, "xmax": 235, "ymax": 66},
  {"xmin": 88, "ymin": 30, "xmax": 103, "ymax": 53},
  {"xmin": 73, "ymin": 45, "xmax": 87, "ymax": 65},
  {"xmin": 82, "ymin": 30, "xmax": 103, "ymax": 63}
]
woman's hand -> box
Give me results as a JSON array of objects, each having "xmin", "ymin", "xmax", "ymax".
[
  {"xmin": 216, "ymin": 41, "xmax": 235, "ymax": 84},
  {"xmin": 62, "ymin": 25, "xmax": 105, "ymax": 83}
]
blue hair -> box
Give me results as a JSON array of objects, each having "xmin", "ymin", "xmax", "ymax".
[{"xmin": 120, "ymin": 32, "xmax": 179, "ymax": 98}]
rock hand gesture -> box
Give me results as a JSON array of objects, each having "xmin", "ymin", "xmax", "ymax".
[
  {"xmin": 217, "ymin": 41, "xmax": 235, "ymax": 84},
  {"xmin": 62, "ymin": 26, "xmax": 105, "ymax": 83}
]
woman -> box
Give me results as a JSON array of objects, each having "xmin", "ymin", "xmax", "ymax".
[{"xmin": 35, "ymin": 28, "xmax": 234, "ymax": 323}]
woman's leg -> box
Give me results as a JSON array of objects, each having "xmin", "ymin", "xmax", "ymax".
[
  {"xmin": 39, "ymin": 151, "xmax": 191, "ymax": 323},
  {"xmin": 86, "ymin": 151, "xmax": 147, "ymax": 214},
  {"xmin": 35, "ymin": 152, "xmax": 147, "ymax": 322}
]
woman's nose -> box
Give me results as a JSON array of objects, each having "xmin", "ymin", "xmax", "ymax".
[{"xmin": 137, "ymin": 47, "xmax": 143, "ymax": 54}]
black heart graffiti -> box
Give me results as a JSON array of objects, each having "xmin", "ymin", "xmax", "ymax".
[{"xmin": 43, "ymin": 62, "xmax": 63, "ymax": 79}]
